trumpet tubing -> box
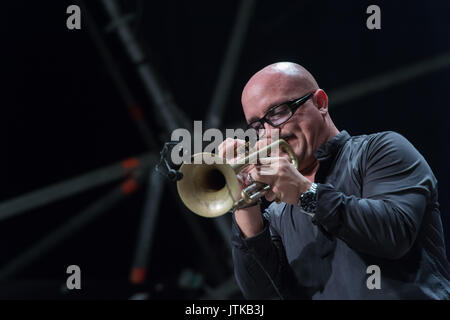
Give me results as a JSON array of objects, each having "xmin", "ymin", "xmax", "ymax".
[{"xmin": 176, "ymin": 139, "xmax": 297, "ymax": 218}]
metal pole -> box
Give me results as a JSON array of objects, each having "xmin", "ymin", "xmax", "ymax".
[
  {"xmin": 101, "ymin": 0, "xmax": 191, "ymax": 132},
  {"xmin": 81, "ymin": 0, "xmax": 156, "ymax": 150},
  {"xmin": 129, "ymin": 170, "xmax": 165, "ymax": 284},
  {"xmin": 0, "ymin": 170, "xmax": 148, "ymax": 281},
  {"xmin": 78, "ymin": 1, "xmax": 168, "ymax": 286},
  {"xmin": 329, "ymin": 52, "xmax": 450, "ymax": 108},
  {"xmin": 206, "ymin": 0, "xmax": 256, "ymax": 129},
  {"xmin": 0, "ymin": 153, "xmax": 156, "ymax": 222}
]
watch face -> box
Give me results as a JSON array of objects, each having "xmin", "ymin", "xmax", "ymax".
[
  {"xmin": 303, "ymin": 192, "xmax": 314, "ymax": 201},
  {"xmin": 299, "ymin": 183, "xmax": 318, "ymax": 213},
  {"xmin": 301, "ymin": 191, "xmax": 317, "ymax": 213}
]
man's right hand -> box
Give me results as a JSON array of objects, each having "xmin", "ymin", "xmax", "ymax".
[
  {"xmin": 217, "ymin": 138, "xmax": 254, "ymax": 192},
  {"xmin": 217, "ymin": 138, "xmax": 264, "ymax": 238}
]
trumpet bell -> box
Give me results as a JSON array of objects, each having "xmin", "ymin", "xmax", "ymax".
[{"xmin": 176, "ymin": 153, "xmax": 241, "ymax": 218}]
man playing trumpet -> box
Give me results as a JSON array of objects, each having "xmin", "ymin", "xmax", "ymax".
[{"xmin": 218, "ymin": 62, "xmax": 450, "ymax": 299}]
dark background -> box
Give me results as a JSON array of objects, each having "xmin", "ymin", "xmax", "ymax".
[{"xmin": 0, "ymin": 0, "xmax": 449, "ymax": 299}]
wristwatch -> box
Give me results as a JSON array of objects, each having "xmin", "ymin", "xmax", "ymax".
[{"xmin": 298, "ymin": 183, "xmax": 318, "ymax": 216}]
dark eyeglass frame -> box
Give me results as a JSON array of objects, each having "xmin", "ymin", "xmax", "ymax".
[{"xmin": 246, "ymin": 91, "xmax": 315, "ymax": 132}]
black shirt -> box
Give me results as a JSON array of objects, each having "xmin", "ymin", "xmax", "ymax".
[{"xmin": 231, "ymin": 130, "xmax": 450, "ymax": 299}]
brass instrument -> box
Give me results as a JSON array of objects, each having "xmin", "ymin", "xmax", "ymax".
[{"xmin": 176, "ymin": 139, "xmax": 298, "ymax": 218}]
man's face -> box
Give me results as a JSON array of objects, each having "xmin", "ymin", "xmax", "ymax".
[{"xmin": 242, "ymin": 74, "xmax": 325, "ymax": 171}]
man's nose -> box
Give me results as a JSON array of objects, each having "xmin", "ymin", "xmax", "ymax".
[{"xmin": 263, "ymin": 124, "xmax": 280, "ymax": 141}]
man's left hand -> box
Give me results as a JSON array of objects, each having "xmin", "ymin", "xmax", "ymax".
[{"xmin": 248, "ymin": 157, "xmax": 312, "ymax": 205}]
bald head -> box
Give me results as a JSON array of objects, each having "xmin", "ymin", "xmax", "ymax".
[{"xmin": 242, "ymin": 62, "xmax": 319, "ymax": 111}]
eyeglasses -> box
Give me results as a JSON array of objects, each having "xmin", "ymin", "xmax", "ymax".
[{"xmin": 246, "ymin": 91, "xmax": 314, "ymax": 134}]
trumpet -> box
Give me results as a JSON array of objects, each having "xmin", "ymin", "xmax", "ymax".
[{"xmin": 176, "ymin": 139, "xmax": 298, "ymax": 218}]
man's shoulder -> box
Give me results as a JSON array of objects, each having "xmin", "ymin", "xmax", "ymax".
[
  {"xmin": 347, "ymin": 130, "xmax": 407, "ymax": 145},
  {"xmin": 346, "ymin": 130, "xmax": 435, "ymax": 178},
  {"xmin": 345, "ymin": 130, "xmax": 417, "ymax": 157}
]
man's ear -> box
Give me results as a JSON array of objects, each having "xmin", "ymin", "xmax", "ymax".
[{"xmin": 313, "ymin": 89, "xmax": 328, "ymax": 114}]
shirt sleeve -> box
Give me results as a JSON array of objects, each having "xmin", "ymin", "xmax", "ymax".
[
  {"xmin": 313, "ymin": 131, "xmax": 435, "ymax": 260},
  {"xmin": 231, "ymin": 206, "xmax": 302, "ymax": 299}
]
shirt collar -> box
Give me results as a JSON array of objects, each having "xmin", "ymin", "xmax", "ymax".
[
  {"xmin": 314, "ymin": 130, "xmax": 351, "ymax": 162},
  {"xmin": 313, "ymin": 131, "xmax": 351, "ymax": 183}
]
